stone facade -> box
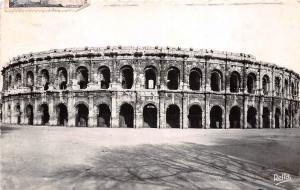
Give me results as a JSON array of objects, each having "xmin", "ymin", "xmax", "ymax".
[{"xmin": 1, "ymin": 46, "xmax": 299, "ymax": 128}]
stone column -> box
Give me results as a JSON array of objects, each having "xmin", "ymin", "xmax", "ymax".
[
  {"xmin": 88, "ymin": 95, "xmax": 96, "ymax": 127},
  {"xmin": 111, "ymin": 92, "xmax": 118, "ymax": 128},
  {"xmin": 243, "ymin": 97, "xmax": 248, "ymax": 129},
  {"xmin": 49, "ymin": 97, "xmax": 56, "ymax": 126},
  {"xmin": 20, "ymin": 98, "xmax": 25, "ymax": 125},
  {"xmin": 34, "ymin": 98, "xmax": 40, "ymax": 125},
  {"xmin": 259, "ymin": 98, "xmax": 263, "ymax": 128},
  {"xmin": 68, "ymin": 94, "xmax": 75, "ymax": 127},
  {"xmin": 205, "ymin": 94, "xmax": 210, "ymax": 128},
  {"xmin": 182, "ymin": 94, "xmax": 188, "ymax": 129},
  {"xmin": 159, "ymin": 92, "xmax": 166, "ymax": 128}
]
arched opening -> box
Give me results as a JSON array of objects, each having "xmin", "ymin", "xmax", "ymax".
[
  {"xmin": 8, "ymin": 104, "xmax": 11, "ymax": 123},
  {"xmin": 230, "ymin": 106, "xmax": 241, "ymax": 128},
  {"xmin": 119, "ymin": 103, "xmax": 134, "ymax": 128},
  {"xmin": 15, "ymin": 73, "xmax": 22, "ymax": 88},
  {"xmin": 210, "ymin": 106, "xmax": 223, "ymax": 128},
  {"xmin": 189, "ymin": 68, "xmax": 202, "ymax": 91},
  {"xmin": 285, "ymin": 79, "xmax": 289, "ymax": 96},
  {"xmin": 292, "ymin": 82, "xmax": 295, "ymax": 96},
  {"xmin": 275, "ymin": 108, "xmax": 281, "ymax": 128},
  {"xmin": 26, "ymin": 104, "xmax": 34, "ymax": 125},
  {"xmin": 262, "ymin": 107, "xmax": 270, "ymax": 128},
  {"xmin": 121, "ymin": 66, "xmax": 134, "ymax": 89},
  {"xmin": 143, "ymin": 104, "xmax": 157, "ymax": 128},
  {"xmin": 41, "ymin": 69, "xmax": 49, "ymax": 90},
  {"xmin": 188, "ymin": 105, "xmax": 202, "ymax": 128},
  {"xmin": 26, "ymin": 71, "xmax": 34, "ymax": 90},
  {"xmin": 211, "ymin": 70, "xmax": 222, "ymax": 92},
  {"xmin": 57, "ymin": 67, "xmax": 68, "ymax": 90},
  {"xmin": 247, "ymin": 73, "xmax": 256, "ymax": 94},
  {"xmin": 285, "ymin": 108, "xmax": 290, "ymax": 128},
  {"xmin": 262, "ymin": 75, "xmax": 270, "ymax": 95},
  {"xmin": 98, "ymin": 66, "xmax": 110, "ymax": 89},
  {"xmin": 145, "ymin": 66, "xmax": 157, "ymax": 89},
  {"xmin": 97, "ymin": 104, "xmax": 111, "ymax": 127},
  {"xmin": 275, "ymin": 77, "xmax": 281, "ymax": 96},
  {"xmin": 8, "ymin": 75, "xmax": 12, "ymax": 90},
  {"xmin": 76, "ymin": 66, "xmax": 89, "ymax": 89},
  {"xmin": 167, "ymin": 67, "xmax": 180, "ymax": 90},
  {"xmin": 247, "ymin": 107, "xmax": 257, "ymax": 128},
  {"xmin": 76, "ymin": 104, "xmax": 89, "ymax": 127},
  {"xmin": 40, "ymin": 104, "xmax": 50, "ymax": 125},
  {"xmin": 16, "ymin": 104, "xmax": 21, "ymax": 124},
  {"xmin": 57, "ymin": 104, "xmax": 68, "ymax": 126},
  {"xmin": 166, "ymin": 104, "xmax": 180, "ymax": 128},
  {"xmin": 230, "ymin": 71, "xmax": 241, "ymax": 93}
]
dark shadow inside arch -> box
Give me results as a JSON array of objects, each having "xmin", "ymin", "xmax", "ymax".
[
  {"xmin": 97, "ymin": 104, "xmax": 111, "ymax": 127},
  {"xmin": 285, "ymin": 109, "xmax": 290, "ymax": 128},
  {"xmin": 167, "ymin": 67, "xmax": 180, "ymax": 90},
  {"xmin": 40, "ymin": 104, "xmax": 50, "ymax": 125},
  {"xmin": 262, "ymin": 75, "xmax": 270, "ymax": 95},
  {"xmin": 247, "ymin": 73, "xmax": 256, "ymax": 94},
  {"xmin": 247, "ymin": 107, "xmax": 257, "ymax": 129},
  {"xmin": 16, "ymin": 105, "xmax": 21, "ymax": 124},
  {"xmin": 210, "ymin": 106, "xmax": 222, "ymax": 129},
  {"xmin": 41, "ymin": 69, "xmax": 50, "ymax": 91},
  {"xmin": 57, "ymin": 104, "xmax": 68, "ymax": 126},
  {"xmin": 121, "ymin": 66, "xmax": 133, "ymax": 89},
  {"xmin": 262, "ymin": 107, "xmax": 270, "ymax": 128},
  {"xmin": 99, "ymin": 67, "xmax": 110, "ymax": 89},
  {"xmin": 26, "ymin": 71, "xmax": 34, "ymax": 90},
  {"xmin": 275, "ymin": 108, "xmax": 281, "ymax": 129},
  {"xmin": 77, "ymin": 67, "xmax": 89, "ymax": 89},
  {"xmin": 143, "ymin": 104, "xmax": 157, "ymax": 128},
  {"xmin": 58, "ymin": 67, "xmax": 68, "ymax": 90},
  {"xmin": 211, "ymin": 70, "xmax": 222, "ymax": 92},
  {"xmin": 119, "ymin": 103, "xmax": 134, "ymax": 128},
  {"xmin": 188, "ymin": 105, "xmax": 202, "ymax": 128},
  {"xmin": 166, "ymin": 105, "xmax": 180, "ymax": 128},
  {"xmin": 76, "ymin": 104, "xmax": 89, "ymax": 127},
  {"xmin": 145, "ymin": 67, "xmax": 157, "ymax": 89},
  {"xmin": 229, "ymin": 106, "xmax": 241, "ymax": 129},
  {"xmin": 26, "ymin": 105, "xmax": 34, "ymax": 125},
  {"xmin": 189, "ymin": 68, "xmax": 201, "ymax": 91},
  {"xmin": 230, "ymin": 72, "xmax": 241, "ymax": 93}
]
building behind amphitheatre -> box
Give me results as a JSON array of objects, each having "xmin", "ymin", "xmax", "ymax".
[{"xmin": 0, "ymin": 46, "xmax": 299, "ymax": 129}]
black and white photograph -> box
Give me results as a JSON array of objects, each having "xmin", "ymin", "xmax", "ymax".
[{"xmin": 0, "ymin": 0, "xmax": 300, "ymax": 189}]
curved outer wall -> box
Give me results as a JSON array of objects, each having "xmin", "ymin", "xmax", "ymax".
[{"xmin": 1, "ymin": 46, "xmax": 300, "ymax": 128}]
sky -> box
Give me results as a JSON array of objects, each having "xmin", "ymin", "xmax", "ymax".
[{"xmin": 1, "ymin": 0, "xmax": 300, "ymax": 88}]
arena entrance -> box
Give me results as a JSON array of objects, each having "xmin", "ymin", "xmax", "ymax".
[
  {"xmin": 40, "ymin": 104, "xmax": 50, "ymax": 125},
  {"xmin": 145, "ymin": 67, "xmax": 157, "ymax": 89},
  {"xmin": 97, "ymin": 104, "xmax": 111, "ymax": 127},
  {"xmin": 166, "ymin": 104, "xmax": 180, "ymax": 128},
  {"xmin": 210, "ymin": 106, "xmax": 222, "ymax": 128},
  {"xmin": 275, "ymin": 108, "xmax": 281, "ymax": 128},
  {"xmin": 229, "ymin": 106, "xmax": 241, "ymax": 128},
  {"xmin": 119, "ymin": 104, "xmax": 134, "ymax": 128},
  {"xmin": 262, "ymin": 107, "xmax": 270, "ymax": 128},
  {"xmin": 143, "ymin": 104, "xmax": 157, "ymax": 128},
  {"xmin": 247, "ymin": 107, "xmax": 257, "ymax": 128},
  {"xmin": 285, "ymin": 109, "xmax": 290, "ymax": 128},
  {"xmin": 57, "ymin": 104, "xmax": 68, "ymax": 126},
  {"xmin": 188, "ymin": 105, "xmax": 202, "ymax": 128},
  {"xmin": 26, "ymin": 105, "xmax": 34, "ymax": 125},
  {"xmin": 16, "ymin": 104, "xmax": 21, "ymax": 124},
  {"xmin": 76, "ymin": 104, "xmax": 89, "ymax": 127}
]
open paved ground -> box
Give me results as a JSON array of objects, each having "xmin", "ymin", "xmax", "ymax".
[{"xmin": 1, "ymin": 125, "xmax": 300, "ymax": 190}]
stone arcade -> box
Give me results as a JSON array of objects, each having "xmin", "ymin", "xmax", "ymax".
[{"xmin": 1, "ymin": 46, "xmax": 299, "ymax": 128}]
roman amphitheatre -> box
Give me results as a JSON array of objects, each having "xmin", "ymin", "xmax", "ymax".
[{"xmin": 0, "ymin": 46, "xmax": 299, "ymax": 129}]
